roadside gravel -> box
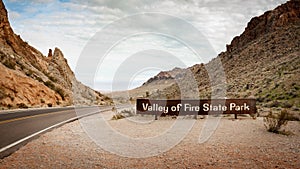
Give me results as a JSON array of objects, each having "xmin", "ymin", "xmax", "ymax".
[{"xmin": 0, "ymin": 112, "xmax": 299, "ymax": 169}]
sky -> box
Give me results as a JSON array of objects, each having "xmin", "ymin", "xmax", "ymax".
[{"xmin": 3, "ymin": 0, "xmax": 287, "ymax": 91}]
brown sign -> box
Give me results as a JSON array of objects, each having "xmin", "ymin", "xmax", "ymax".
[{"xmin": 136, "ymin": 99, "xmax": 256, "ymax": 116}]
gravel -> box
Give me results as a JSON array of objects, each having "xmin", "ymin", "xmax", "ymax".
[{"xmin": 0, "ymin": 112, "xmax": 299, "ymax": 169}]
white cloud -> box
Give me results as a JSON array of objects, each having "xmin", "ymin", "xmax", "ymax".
[{"xmin": 4, "ymin": 0, "xmax": 288, "ymax": 91}]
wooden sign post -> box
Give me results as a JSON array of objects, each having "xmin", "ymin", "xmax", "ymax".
[{"xmin": 136, "ymin": 99, "xmax": 256, "ymax": 119}]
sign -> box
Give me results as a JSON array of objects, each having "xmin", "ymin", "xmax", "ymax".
[{"xmin": 136, "ymin": 99, "xmax": 256, "ymax": 116}]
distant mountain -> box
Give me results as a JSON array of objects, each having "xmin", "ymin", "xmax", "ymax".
[
  {"xmin": 0, "ymin": 0, "xmax": 111, "ymax": 109},
  {"xmin": 132, "ymin": 0, "xmax": 300, "ymax": 109}
]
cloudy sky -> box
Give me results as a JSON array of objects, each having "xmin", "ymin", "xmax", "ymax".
[{"xmin": 3, "ymin": 0, "xmax": 287, "ymax": 91}]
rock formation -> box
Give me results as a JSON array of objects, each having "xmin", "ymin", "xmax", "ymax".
[{"xmin": 0, "ymin": 0, "xmax": 112, "ymax": 109}]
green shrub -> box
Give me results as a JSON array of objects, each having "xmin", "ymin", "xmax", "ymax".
[{"xmin": 263, "ymin": 110, "xmax": 289, "ymax": 134}]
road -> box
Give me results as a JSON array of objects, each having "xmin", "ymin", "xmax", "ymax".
[{"xmin": 0, "ymin": 106, "xmax": 113, "ymax": 158}]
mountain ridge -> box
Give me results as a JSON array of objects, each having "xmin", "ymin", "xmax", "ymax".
[{"xmin": 131, "ymin": 0, "xmax": 300, "ymax": 110}]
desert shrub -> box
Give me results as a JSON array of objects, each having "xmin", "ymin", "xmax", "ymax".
[
  {"xmin": 40, "ymin": 99, "xmax": 45, "ymax": 104},
  {"xmin": 268, "ymin": 100, "xmax": 280, "ymax": 107},
  {"xmin": 31, "ymin": 62, "xmax": 42, "ymax": 72},
  {"xmin": 47, "ymin": 103, "xmax": 53, "ymax": 107},
  {"xmin": 120, "ymin": 109, "xmax": 135, "ymax": 117},
  {"xmin": 44, "ymin": 81, "xmax": 55, "ymax": 90},
  {"xmin": 3, "ymin": 59, "xmax": 16, "ymax": 70},
  {"xmin": 256, "ymin": 96, "xmax": 264, "ymax": 102},
  {"xmin": 103, "ymin": 95, "xmax": 111, "ymax": 101},
  {"xmin": 267, "ymin": 100, "xmax": 294, "ymax": 108},
  {"xmin": 19, "ymin": 63, "xmax": 25, "ymax": 70},
  {"xmin": 263, "ymin": 110, "xmax": 289, "ymax": 134},
  {"xmin": 145, "ymin": 91, "xmax": 150, "ymax": 97},
  {"xmin": 287, "ymin": 90, "xmax": 298, "ymax": 99},
  {"xmin": 111, "ymin": 109, "xmax": 135, "ymax": 120},
  {"xmin": 42, "ymin": 71, "xmax": 58, "ymax": 83},
  {"xmin": 43, "ymin": 81, "xmax": 65, "ymax": 100},
  {"xmin": 25, "ymin": 69, "xmax": 34, "ymax": 77},
  {"xmin": 281, "ymin": 101, "xmax": 293, "ymax": 108},
  {"xmin": 17, "ymin": 103, "xmax": 28, "ymax": 109},
  {"xmin": 35, "ymin": 76, "xmax": 43, "ymax": 82},
  {"xmin": 0, "ymin": 89, "xmax": 7, "ymax": 100},
  {"xmin": 54, "ymin": 87, "xmax": 65, "ymax": 100},
  {"xmin": 7, "ymin": 104, "xmax": 13, "ymax": 109},
  {"xmin": 9, "ymin": 95, "xmax": 14, "ymax": 101},
  {"xmin": 284, "ymin": 114, "xmax": 300, "ymax": 121},
  {"xmin": 111, "ymin": 113, "xmax": 125, "ymax": 120},
  {"xmin": 6, "ymin": 39, "xmax": 12, "ymax": 46},
  {"xmin": 42, "ymin": 70, "xmax": 50, "ymax": 77},
  {"xmin": 49, "ymin": 76, "xmax": 58, "ymax": 83}
]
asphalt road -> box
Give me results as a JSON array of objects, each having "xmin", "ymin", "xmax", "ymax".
[{"xmin": 0, "ymin": 106, "xmax": 113, "ymax": 158}]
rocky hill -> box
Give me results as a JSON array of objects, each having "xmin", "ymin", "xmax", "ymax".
[
  {"xmin": 132, "ymin": 0, "xmax": 300, "ymax": 109},
  {"xmin": 0, "ymin": 0, "xmax": 111, "ymax": 109}
]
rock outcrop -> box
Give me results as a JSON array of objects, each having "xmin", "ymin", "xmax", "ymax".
[
  {"xmin": 133, "ymin": 0, "xmax": 300, "ymax": 108},
  {"xmin": 0, "ymin": 0, "xmax": 111, "ymax": 109},
  {"xmin": 226, "ymin": 0, "xmax": 300, "ymax": 52}
]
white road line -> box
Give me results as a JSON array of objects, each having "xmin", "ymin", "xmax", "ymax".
[{"xmin": 0, "ymin": 108, "xmax": 111, "ymax": 153}]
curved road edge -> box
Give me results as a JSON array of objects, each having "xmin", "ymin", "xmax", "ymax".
[{"xmin": 0, "ymin": 106, "xmax": 115, "ymax": 159}]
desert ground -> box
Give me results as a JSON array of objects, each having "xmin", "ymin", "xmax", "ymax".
[{"xmin": 0, "ymin": 110, "xmax": 299, "ymax": 169}]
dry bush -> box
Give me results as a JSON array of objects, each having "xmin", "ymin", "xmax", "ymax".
[
  {"xmin": 111, "ymin": 109, "xmax": 135, "ymax": 120},
  {"xmin": 3, "ymin": 59, "xmax": 16, "ymax": 70},
  {"xmin": 17, "ymin": 103, "xmax": 28, "ymax": 109},
  {"xmin": 111, "ymin": 113, "xmax": 125, "ymax": 120},
  {"xmin": 120, "ymin": 109, "xmax": 135, "ymax": 117},
  {"xmin": 263, "ymin": 110, "xmax": 289, "ymax": 134}
]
